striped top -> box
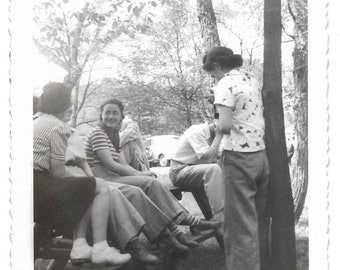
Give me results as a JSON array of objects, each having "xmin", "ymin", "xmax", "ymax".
[
  {"xmin": 33, "ymin": 113, "xmax": 71, "ymax": 171},
  {"xmin": 85, "ymin": 126, "xmax": 120, "ymax": 168}
]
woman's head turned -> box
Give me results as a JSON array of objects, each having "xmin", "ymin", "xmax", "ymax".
[
  {"xmin": 100, "ymin": 99, "xmax": 124, "ymax": 119},
  {"xmin": 37, "ymin": 82, "xmax": 72, "ymax": 117},
  {"xmin": 202, "ymin": 46, "xmax": 243, "ymax": 72},
  {"xmin": 99, "ymin": 99, "xmax": 124, "ymax": 130}
]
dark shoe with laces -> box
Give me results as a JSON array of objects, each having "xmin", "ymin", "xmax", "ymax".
[
  {"xmin": 126, "ymin": 237, "xmax": 159, "ymax": 263},
  {"xmin": 159, "ymin": 230, "xmax": 190, "ymax": 253},
  {"xmin": 176, "ymin": 232, "xmax": 198, "ymax": 248},
  {"xmin": 190, "ymin": 219, "xmax": 222, "ymax": 236}
]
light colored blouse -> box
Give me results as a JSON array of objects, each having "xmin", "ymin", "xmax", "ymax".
[
  {"xmin": 120, "ymin": 120, "xmax": 150, "ymax": 171},
  {"xmin": 214, "ymin": 69, "xmax": 265, "ymax": 152}
]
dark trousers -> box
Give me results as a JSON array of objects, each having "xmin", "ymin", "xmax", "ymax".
[{"xmin": 34, "ymin": 170, "xmax": 95, "ymax": 236}]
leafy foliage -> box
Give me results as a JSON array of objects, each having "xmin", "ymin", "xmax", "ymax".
[
  {"xmin": 33, "ymin": 0, "xmax": 305, "ymax": 142},
  {"xmin": 33, "ymin": 0, "xmax": 160, "ymax": 126},
  {"xmin": 100, "ymin": 1, "xmax": 215, "ymax": 133}
]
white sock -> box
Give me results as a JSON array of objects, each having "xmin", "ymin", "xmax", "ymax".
[
  {"xmin": 73, "ymin": 237, "xmax": 88, "ymax": 248},
  {"xmin": 93, "ymin": 240, "xmax": 109, "ymax": 252}
]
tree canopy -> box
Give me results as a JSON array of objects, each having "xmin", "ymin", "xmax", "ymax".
[{"xmin": 33, "ymin": 0, "xmax": 304, "ymax": 149}]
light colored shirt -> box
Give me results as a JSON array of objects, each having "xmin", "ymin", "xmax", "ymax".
[
  {"xmin": 33, "ymin": 113, "xmax": 71, "ymax": 171},
  {"xmin": 172, "ymin": 123, "xmax": 211, "ymax": 164},
  {"xmin": 65, "ymin": 129, "xmax": 87, "ymax": 163},
  {"xmin": 214, "ymin": 69, "xmax": 265, "ymax": 152},
  {"xmin": 120, "ymin": 120, "xmax": 150, "ymax": 171},
  {"xmin": 85, "ymin": 127, "xmax": 120, "ymax": 168}
]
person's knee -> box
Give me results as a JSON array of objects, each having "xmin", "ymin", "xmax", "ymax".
[
  {"xmin": 128, "ymin": 185, "xmax": 145, "ymax": 198},
  {"xmin": 208, "ymin": 164, "xmax": 222, "ymax": 172},
  {"xmin": 148, "ymin": 177, "xmax": 164, "ymax": 190},
  {"xmin": 205, "ymin": 164, "xmax": 223, "ymax": 182},
  {"xmin": 108, "ymin": 185, "xmax": 123, "ymax": 196},
  {"xmin": 94, "ymin": 177, "xmax": 110, "ymax": 194},
  {"xmin": 205, "ymin": 164, "xmax": 222, "ymax": 177}
]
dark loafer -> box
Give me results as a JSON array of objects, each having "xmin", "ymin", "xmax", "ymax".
[
  {"xmin": 190, "ymin": 219, "xmax": 222, "ymax": 235},
  {"xmin": 159, "ymin": 231, "xmax": 190, "ymax": 253},
  {"xmin": 176, "ymin": 232, "xmax": 198, "ymax": 248},
  {"xmin": 126, "ymin": 237, "xmax": 159, "ymax": 263}
]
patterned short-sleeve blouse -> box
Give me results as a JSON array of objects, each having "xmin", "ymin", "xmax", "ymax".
[{"xmin": 214, "ymin": 68, "xmax": 265, "ymax": 152}]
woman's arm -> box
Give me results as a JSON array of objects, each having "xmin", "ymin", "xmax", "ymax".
[
  {"xmin": 95, "ymin": 148, "xmax": 146, "ymax": 176},
  {"xmin": 216, "ymin": 105, "xmax": 233, "ymax": 134},
  {"xmin": 119, "ymin": 151, "xmax": 156, "ymax": 177},
  {"xmin": 78, "ymin": 162, "xmax": 94, "ymax": 177},
  {"xmin": 90, "ymin": 128, "xmax": 155, "ymax": 177},
  {"xmin": 50, "ymin": 158, "xmax": 74, "ymax": 179}
]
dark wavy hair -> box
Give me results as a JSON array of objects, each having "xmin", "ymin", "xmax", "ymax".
[
  {"xmin": 202, "ymin": 46, "xmax": 243, "ymax": 71},
  {"xmin": 99, "ymin": 98, "xmax": 125, "ymax": 151},
  {"xmin": 99, "ymin": 98, "xmax": 125, "ymax": 120},
  {"xmin": 37, "ymin": 82, "xmax": 72, "ymax": 116}
]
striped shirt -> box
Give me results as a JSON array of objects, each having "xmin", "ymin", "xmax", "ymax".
[
  {"xmin": 33, "ymin": 114, "xmax": 71, "ymax": 171},
  {"xmin": 85, "ymin": 126, "xmax": 120, "ymax": 168}
]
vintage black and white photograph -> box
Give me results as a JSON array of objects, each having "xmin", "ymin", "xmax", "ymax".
[{"xmin": 2, "ymin": 0, "xmax": 340, "ymax": 269}]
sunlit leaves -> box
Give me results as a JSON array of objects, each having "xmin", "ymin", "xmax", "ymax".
[{"xmin": 33, "ymin": 0, "xmax": 159, "ymax": 77}]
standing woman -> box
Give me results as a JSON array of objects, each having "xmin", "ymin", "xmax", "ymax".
[
  {"xmin": 33, "ymin": 82, "xmax": 131, "ymax": 266},
  {"xmin": 202, "ymin": 47, "xmax": 270, "ymax": 270}
]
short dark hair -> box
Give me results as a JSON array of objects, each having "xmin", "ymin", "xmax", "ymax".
[
  {"xmin": 100, "ymin": 99, "xmax": 124, "ymax": 119},
  {"xmin": 37, "ymin": 82, "xmax": 72, "ymax": 116},
  {"xmin": 203, "ymin": 46, "xmax": 243, "ymax": 71}
]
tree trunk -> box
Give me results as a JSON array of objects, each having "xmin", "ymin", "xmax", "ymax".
[
  {"xmin": 263, "ymin": 0, "xmax": 296, "ymax": 269},
  {"xmin": 288, "ymin": 0, "xmax": 308, "ymax": 224},
  {"xmin": 196, "ymin": 0, "xmax": 220, "ymax": 119},
  {"xmin": 64, "ymin": 72, "xmax": 81, "ymax": 127},
  {"xmin": 196, "ymin": 0, "xmax": 220, "ymax": 50},
  {"xmin": 71, "ymin": 82, "xmax": 80, "ymax": 128}
]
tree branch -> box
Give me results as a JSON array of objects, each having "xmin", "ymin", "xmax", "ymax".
[{"xmin": 33, "ymin": 38, "xmax": 68, "ymax": 71}]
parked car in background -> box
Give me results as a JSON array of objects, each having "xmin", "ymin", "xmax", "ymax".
[{"xmin": 145, "ymin": 135, "xmax": 180, "ymax": 167}]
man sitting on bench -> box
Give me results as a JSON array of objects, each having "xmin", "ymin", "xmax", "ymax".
[{"xmin": 169, "ymin": 122, "xmax": 224, "ymax": 234}]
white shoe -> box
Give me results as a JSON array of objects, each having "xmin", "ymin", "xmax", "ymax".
[
  {"xmin": 70, "ymin": 244, "xmax": 92, "ymax": 264},
  {"xmin": 92, "ymin": 247, "xmax": 131, "ymax": 266}
]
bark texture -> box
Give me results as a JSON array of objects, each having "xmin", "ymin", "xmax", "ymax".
[
  {"xmin": 196, "ymin": 0, "xmax": 220, "ymax": 50},
  {"xmin": 288, "ymin": 0, "xmax": 308, "ymax": 224},
  {"xmin": 263, "ymin": 0, "xmax": 297, "ymax": 269}
]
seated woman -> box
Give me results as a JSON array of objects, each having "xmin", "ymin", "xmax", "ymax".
[
  {"xmin": 65, "ymin": 129, "xmax": 159, "ymax": 263},
  {"xmin": 84, "ymin": 99, "xmax": 221, "ymax": 238},
  {"xmin": 33, "ymin": 82, "xmax": 131, "ymax": 266},
  {"xmin": 65, "ymin": 128, "xmax": 193, "ymax": 258}
]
